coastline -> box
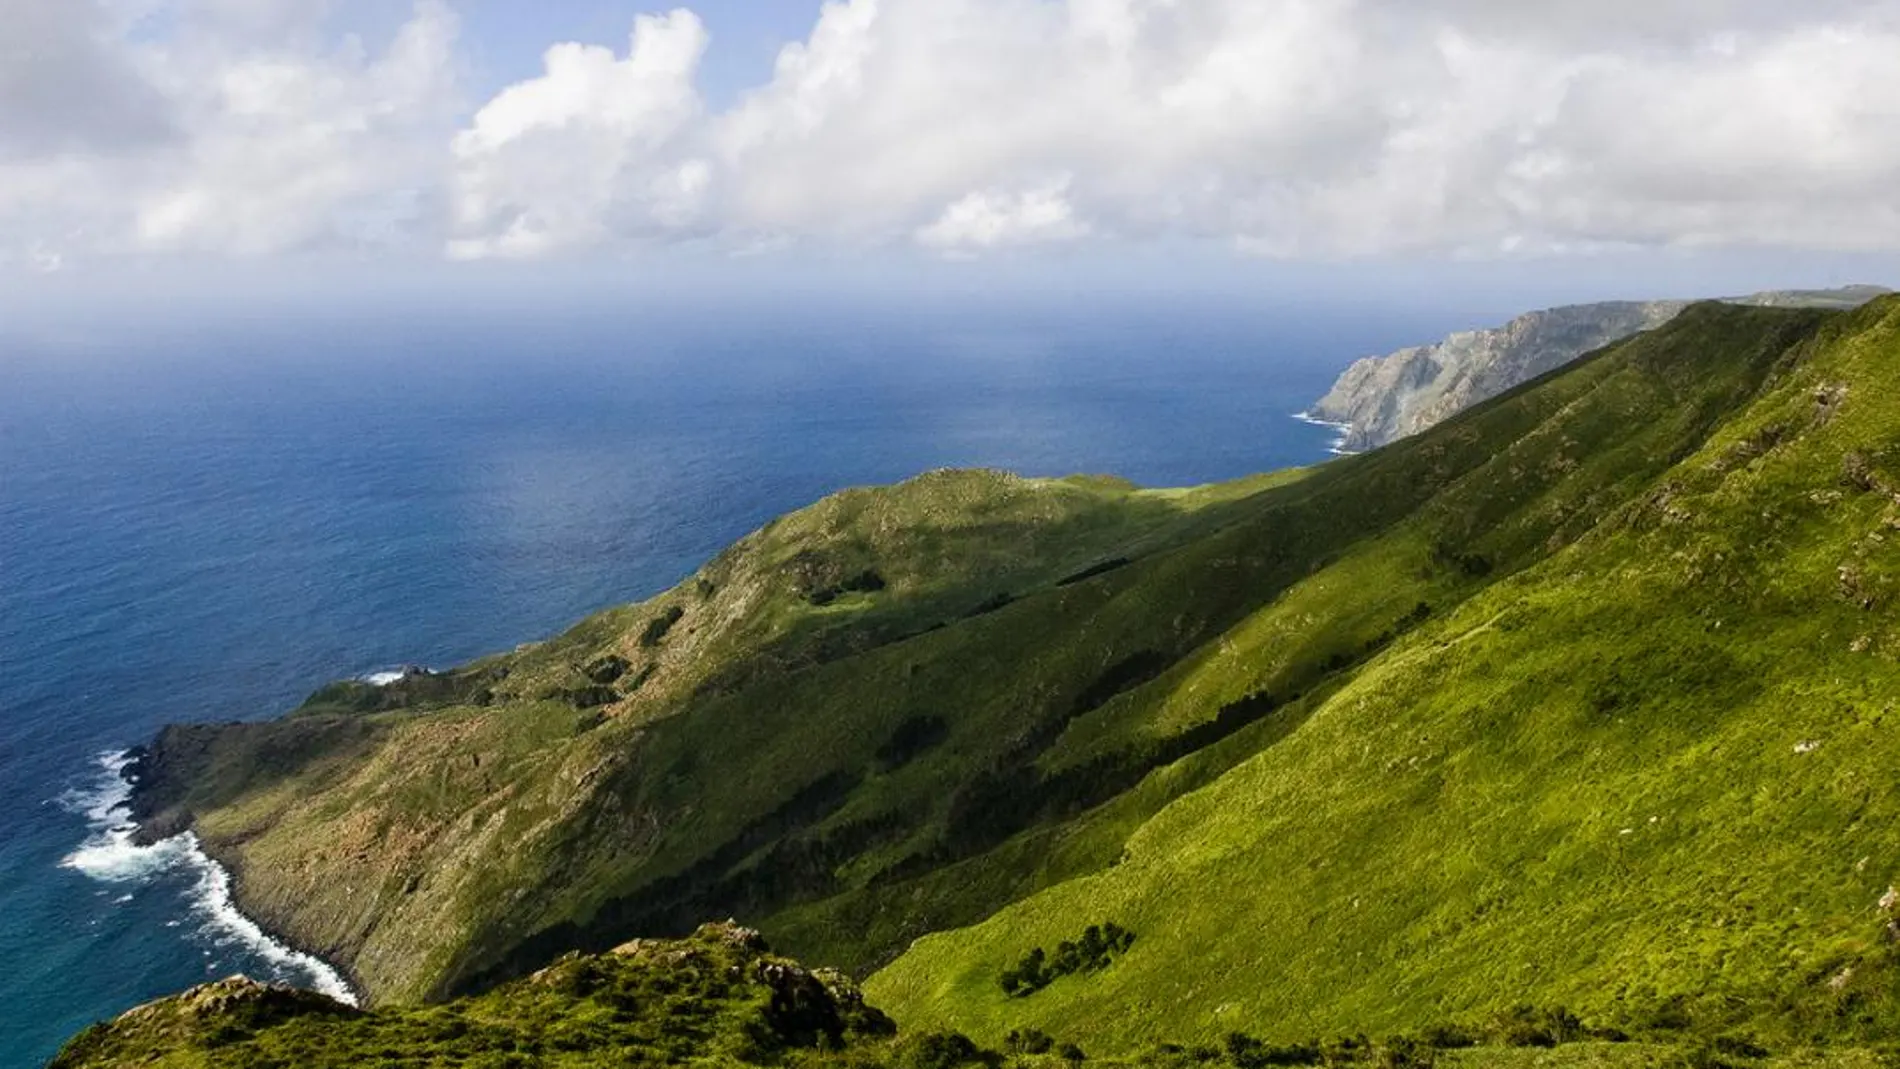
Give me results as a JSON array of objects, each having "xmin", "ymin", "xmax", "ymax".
[
  {"xmin": 61, "ymin": 750, "xmax": 361, "ymax": 1008},
  {"xmin": 1292, "ymin": 410, "xmax": 1359, "ymax": 456}
]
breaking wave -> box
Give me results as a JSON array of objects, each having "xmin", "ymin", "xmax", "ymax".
[
  {"xmin": 58, "ymin": 751, "xmax": 359, "ymax": 1006},
  {"xmin": 1293, "ymin": 411, "xmax": 1357, "ymax": 456}
]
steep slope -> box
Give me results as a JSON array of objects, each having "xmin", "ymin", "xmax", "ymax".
[
  {"xmin": 871, "ymin": 297, "xmax": 1900, "ymax": 1050},
  {"xmin": 122, "ymin": 297, "xmax": 1878, "ymax": 1040},
  {"xmin": 127, "ymin": 469, "xmax": 1270, "ymax": 1005},
  {"xmin": 1306, "ymin": 285, "xmax": 1888, "ymax": 451}
]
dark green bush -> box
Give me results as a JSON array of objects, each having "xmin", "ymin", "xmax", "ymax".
[
  {"xmin": 639, "ymin": 606, "xmax": 686, "ymax": 647},
  {"xmin": 1416, "ymin": 1024, "xmax": 1474, "ymax": 1050},
  {"xmin": 899, "ymin": 1031, "xmax": 988, "ymax": 1069},
  {"xmin": 1006, "ymin": 1029, "xmax": 1055, "ymax": 1055},
  {"xmin": 1374, "ymin": 1036, "xmax": 1434, "ymax": 1069},
  {"xmin": 999, "ymin": 923, "xmax": 1136, "ymax": 997},
  {"xmin": 1486, "ymin": 1005, "xmax": 1581, "ymax": 1048}
]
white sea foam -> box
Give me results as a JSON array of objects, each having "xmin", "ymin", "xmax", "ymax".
[
  {"xmin": 58, "ymin": 751, "xmax": 360, "ymax": 1006},
  {"xmin": 185, "ymin": 835, "xmax": 358, "ymax": 1005},
  {"xmin": 1293, "ymin": 411, "xmax": 1358, "ymax": 456},
  {"xmin": 364, "ymin": 666, "xmax": 434, "ymax": 686}
]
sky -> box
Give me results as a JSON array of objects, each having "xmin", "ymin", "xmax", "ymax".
[{"xmin": 0, "ymin": 0, "xmax": 1896, "ymax": 310}]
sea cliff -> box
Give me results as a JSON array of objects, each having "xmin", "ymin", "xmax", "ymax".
[{"xmin": 1306, "ymin": 285, "xmax": 1888, "ymax": 451}]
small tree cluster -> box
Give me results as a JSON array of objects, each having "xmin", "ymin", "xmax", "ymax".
[
  {"xmin": 1223, "ymin": 1032, "xmax": 1323, "ymax": 1068},
  {"xmin": 998, "ymin": 923, "xmax": 1136, "ymax": 998},
  {"xmin": 1486, "ymin": 1005, "xmax": 1583, "ymax": 1048},
  {"xmin": 898, "ymin": 1031, "xmax": 993, "ymax": 1069},
  {"xmin": 1005, "ymin": 1030, "xmax": 1055, "ymax": 1056}
]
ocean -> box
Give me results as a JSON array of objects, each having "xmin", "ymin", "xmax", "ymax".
[{"xmin": 0, "ymin": 296, "xmax": 1455, "ymax": 1067}]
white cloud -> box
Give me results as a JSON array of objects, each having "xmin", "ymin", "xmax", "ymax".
[
  {"xmin": 447, "ymin": 9, "xmax": 709, "ymax": 260},
  {"xmin": 0, "ymin": 0, "xmax": 461, "ymax": 259},
  {"xmin": 917, "ymin": 178, "xmax": 1090, "ymax": 254},
  {"xmin": 133, "ymin": 0, "xmax": 462, "ymax": 254},
  {"xmin": 4, "ymin": 0, "xmax": 1900, "ymax": 265}
]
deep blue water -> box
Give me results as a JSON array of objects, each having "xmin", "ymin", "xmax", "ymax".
[{"xmin": 0, "ymin": 298, "xmax": 1456, "ymax": 1067}]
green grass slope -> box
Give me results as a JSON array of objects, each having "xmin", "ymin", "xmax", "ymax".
[
  {"xmin": 127, "ymin": 468, "xmax": 1262, "ymax": 1005},
  {"xmin": 868, "ymin": 298, "xmax": 1900, "ymax": 1050},
  {"xmin": 49, "ymin": 922, "xmax": 898, "ymax": 1069},
  {"xmin": 122, "ymin": 296, "xmax": 1900, "ymax": 1066},
  {"xmin": 46, "ymin": 928, "xmax": 1899, "ymax": 1069}
]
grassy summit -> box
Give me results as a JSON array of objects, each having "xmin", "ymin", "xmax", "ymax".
[{"xmin": 102, "ymin": 297, "xmax": 1900, "ymax": 1063}]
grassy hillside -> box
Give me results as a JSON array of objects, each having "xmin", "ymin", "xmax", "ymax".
[
  {"xmin": 40, "ymin": 930, "xmax": 1900, "ymax": 1069},
  {"xmin": 49, "ymin": 922, "xmax": 898, "ymax": 1068},
  {"xmin": 115, "ymin": 297, "xmax": 1900, "ymax": 1063},
  {"xmin": 47, "ymin": 926, "xmax": 1900, "ymax": 1069},
  {"xmin": 869, "ymin": 298, "xmax": 1900, "ymax": 1048},
  {"xmin": 127, "ymin": 467, "xmax": 1302, "ymax": 1004}
]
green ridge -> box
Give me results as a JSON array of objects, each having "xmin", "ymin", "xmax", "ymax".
[
  {"xmin": 96, "ymin": 296, "xmax": 1900, "ymax": 1064},
  {"xmin": 869, "ymin": 298, "xmax": 1900, "ymax": 1048}
]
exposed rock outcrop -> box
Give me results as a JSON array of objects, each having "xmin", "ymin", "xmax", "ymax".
[
  {"xmin": 1307, "ymin": 285, "xmax": 1889, "ymax": 452},
  {"xmin": 50, "ymin": 922, "xmax": 894, "ymax": 1069}
]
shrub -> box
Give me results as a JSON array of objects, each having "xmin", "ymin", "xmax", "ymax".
[
  {"xmin": 1672, "ymin": 1044, "xmax": 1747, "ymax": 1069},
  {"xmin": 1318, "ymin": 1035, "xmax": 1368, "ymax": 1068},
  {"xmin": 1487, "ymin": 1005, "xmax": 1581, "ymax": 1048},
  {"xmin": 1006, "ymin": 1029, "xmax": 1055, "ymax": 1056},
  {"xmin": 900, "ymin": 1032, "xmax": 988, "ymax": 1069},
  {"xmin": 1711, "ymin": 1035, "xmax": 1769, "ymax": 1060},
  {"xmin": 807, "ymin": 569, "xmax": 889, "ymax": 606},
  {"xmin": 1416, "ymin": 1024, "xmax": 1474, "ymax": 1050},
  {"xmin": 1374, "ymin": 1036, "xmax": 1434, "ymax": 1069},
  {"xmin": 1223, "ymin": 1032, "xmax": 1322, "ymax": 1067},
  {"xmin": 999, "ymin": 923, "xmax": 1136, "ymax": 997},
  {"xmin": 582, "ymin": 656, "xmax": 630, "ymax": 685},
  {"xmin": 1226, "ymin": 1032, "xmax": 1266, "ymax": 1069},
  {"xmin": 640, "ymin": 606, "xmax": 686, "ymax": 647}
]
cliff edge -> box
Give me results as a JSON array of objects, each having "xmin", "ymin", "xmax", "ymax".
[{"xmin": 1306, "ymin": 285, "xmax": 1889, "ymax": 451}]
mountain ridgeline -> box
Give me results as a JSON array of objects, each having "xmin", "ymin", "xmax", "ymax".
[
  {"xmin": 1306, "ymin": 284, "xmax": 1889, "ymax": 451},
  {"xmin": 82, "ymin": 296, "xmax": 1900, "ymax": 1065}
]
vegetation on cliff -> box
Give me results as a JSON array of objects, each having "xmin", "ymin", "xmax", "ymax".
[
  {"xmin": 49, "ymin": 924, "xmax": 1900, "ymax": 1068},
  {"xmin": 51, "ymin": 922, "xmax": 896, "ymax": 1068},
  {"xmin": 98, "ymin": 296, "xmax": 1900, "ymax": 1063},
  {"xmin": 873, "ymin": 297, "xmax": 1900, "ymax": 1048}
]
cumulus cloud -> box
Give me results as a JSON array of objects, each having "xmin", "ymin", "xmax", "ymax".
[
  {"xmin": 4, "ymin": 0, "xmax": 1900, "ymax": 265},
  {"xmin": 916, "ymin": 178, "xmax": 1091, "ymax": 253},
  {"xmin": 0, "ymin": 0, "xmax": 460, "ymax": 260},
  {"xmin": 413, "ymin": 0, "xmax": 1900, "ymax": 259},
  {"xmin": 133, "ymin": 0, "xmax": 462, "ymax": 254},
  {"xmin": 447, "ymin": 9, "xmax": 709, "ymax": 260}
]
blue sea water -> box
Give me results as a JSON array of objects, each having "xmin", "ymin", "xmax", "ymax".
[{"xmin": 0, "ymin": 297, "xmax": 1458, "ymax": 1067}]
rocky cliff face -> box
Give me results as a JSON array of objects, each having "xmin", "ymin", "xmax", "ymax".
[{"xmin": 1306, "ymin": 285, "xmax": 1889, "ymax": 452}]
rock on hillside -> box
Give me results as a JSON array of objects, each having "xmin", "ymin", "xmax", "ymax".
[
  {"xmin": 49, "ymin": 922, "xmax": 896, "ymax": 1068},
  {"xmin": 1306, "ymin": 285, "xmax": 1889, "ymax": 452}
]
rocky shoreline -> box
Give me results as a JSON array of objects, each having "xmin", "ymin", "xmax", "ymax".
[{"xmin": 115, "ymin": 741, "xmax": 368, "ymax": 1005}]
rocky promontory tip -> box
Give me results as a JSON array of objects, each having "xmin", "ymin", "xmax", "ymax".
[{"xmin": 1308, "ymin": 284, "xmax": 1890, "ymax": 452}]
